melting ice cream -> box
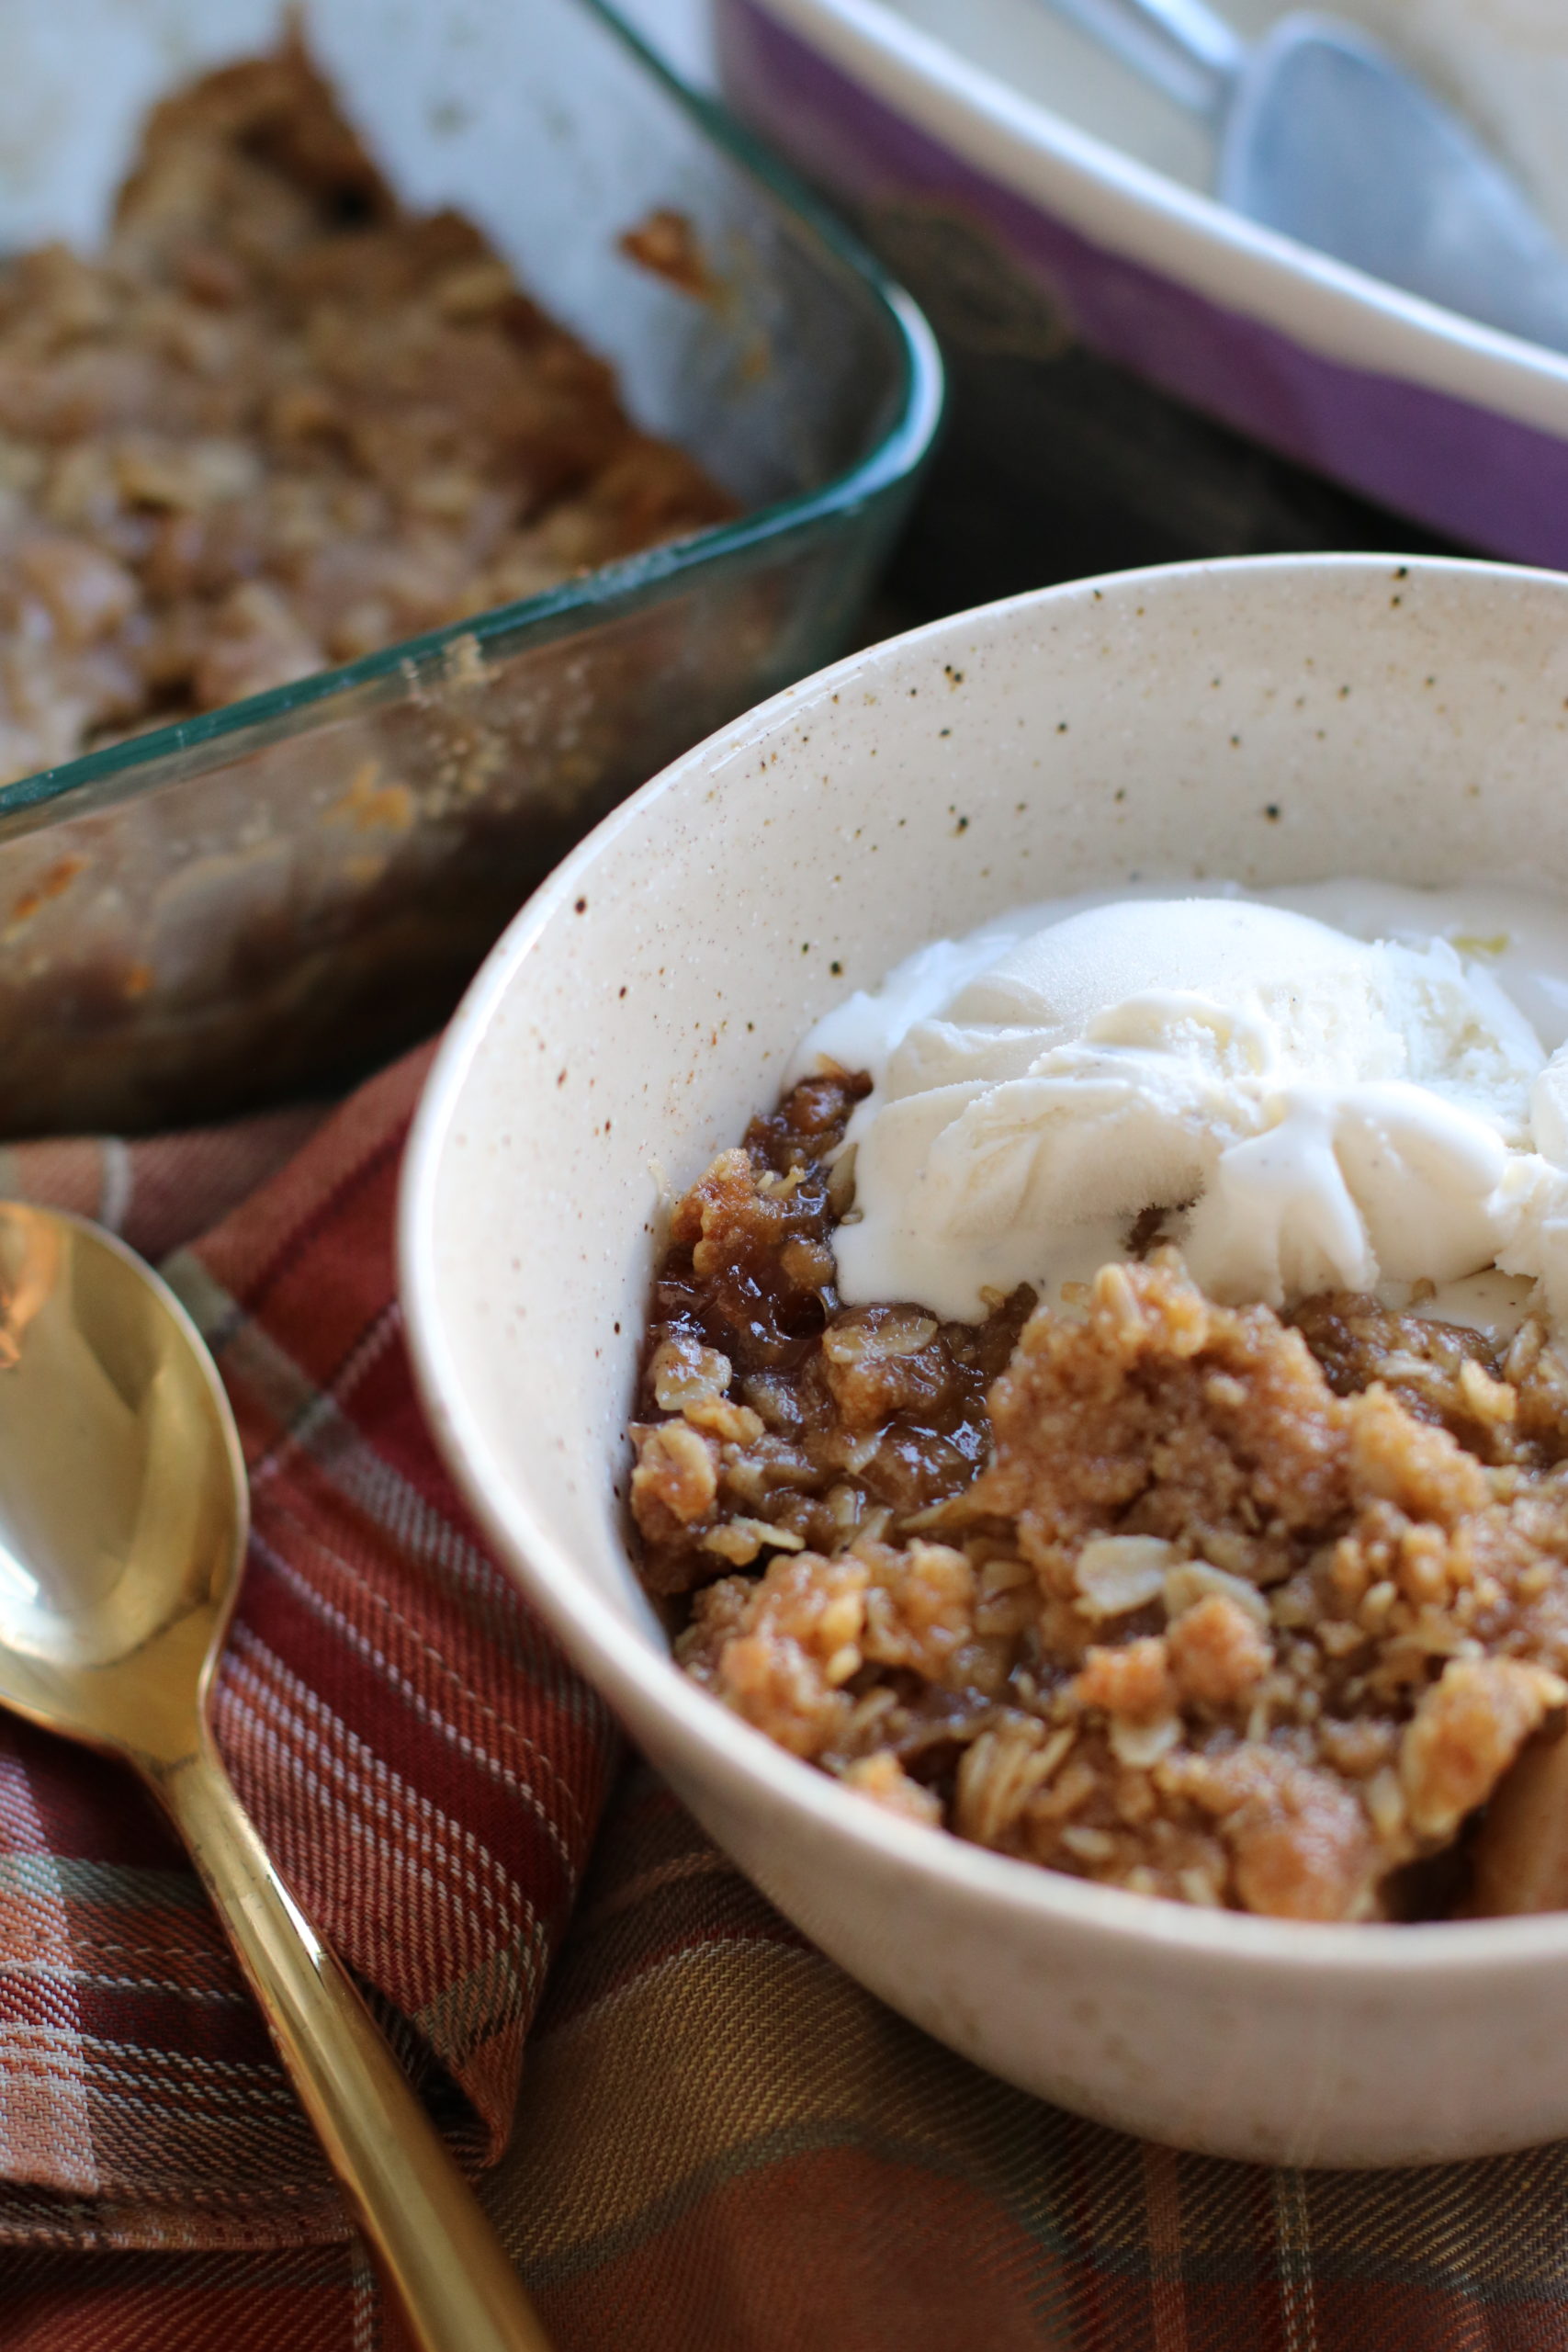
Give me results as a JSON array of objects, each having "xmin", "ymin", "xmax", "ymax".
[{"xmin": 796, "ymin": 882, "xmax": 1568, "ymax": 1329}]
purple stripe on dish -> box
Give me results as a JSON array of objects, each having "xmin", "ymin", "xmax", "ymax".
[{"xmin": 716, "ymin": 0, "xmax": 1568, "ymax": 566}]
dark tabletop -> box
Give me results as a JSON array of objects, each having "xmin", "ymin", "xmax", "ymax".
[{"xmin": 875, "ymin": 330, "xmax": 1468, "ymax": 633}]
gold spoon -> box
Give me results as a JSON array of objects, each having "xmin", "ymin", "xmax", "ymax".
[{"xmin": 0, "ymin": 1202, "xmax": 552, "ymax": 2352}]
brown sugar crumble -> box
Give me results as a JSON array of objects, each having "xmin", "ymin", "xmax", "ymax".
[
  {"xmin": 0, "ymin": 42, "xmax": 734, "ymax": 786},
  {"xmin": 617, "ymin": 209, "xmax": 716, "ymax": 301},
  {"xmin": 631, "ymin": 1071, "xmax": 1568, "ymax": 1923}
]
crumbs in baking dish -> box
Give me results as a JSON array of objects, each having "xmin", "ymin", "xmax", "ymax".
[{"xmin": 0, "ymin": 40, "xmax": 734, "ymax": 786}]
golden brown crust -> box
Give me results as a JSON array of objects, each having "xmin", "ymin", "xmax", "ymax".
[
  {"xmin": 0, "ymin": 41, "xmax": 733, "ymax": 784},
  {"xmin": 965, "ymin": 1254, "xmax": 1353, "ymax": 1566},
  {"xmin": 632, "ymin": 1101, "xmax": 1568, "ymax": 1921}
]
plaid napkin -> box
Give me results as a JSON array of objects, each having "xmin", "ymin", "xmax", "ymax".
[{"xmin": 5, "ymin": 1056, "xmax": 1568, "ymax": 2350}]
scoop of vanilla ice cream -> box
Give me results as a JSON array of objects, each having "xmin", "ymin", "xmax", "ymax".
[{"xmin": 819, "ymin": 895, "xmax": 1566, "ymax": 1323}]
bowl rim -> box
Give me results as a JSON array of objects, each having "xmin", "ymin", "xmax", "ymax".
[
  {"xmin": 0, "ymin": 0, "xmax": 942, "ymax": 837},
  {"xmin": 402, "ymin": 548, "xmax": 1568, "ymax": 1984}
]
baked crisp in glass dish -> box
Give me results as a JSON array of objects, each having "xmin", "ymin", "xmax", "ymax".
[
  {"xmin": 0, "ymin": 1, "xmax": 934, "ymax": 1136},
  {"xmin": 0, "ymin": 40, "xmax": 733, "ymax": 786}
]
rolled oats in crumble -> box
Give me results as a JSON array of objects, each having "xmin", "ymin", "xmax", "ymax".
[
  {"xmin": 630, "ymin": 1069, "xmax": 1568, "ymax": 1924},
  {"xmin": 0, "ymin": 41, "xmax": 733, "ymax": 786}
]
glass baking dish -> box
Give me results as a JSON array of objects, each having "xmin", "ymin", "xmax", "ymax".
[{"xmin": 0, "ymin": 0, "xmax": 940, "ymax": 1135}]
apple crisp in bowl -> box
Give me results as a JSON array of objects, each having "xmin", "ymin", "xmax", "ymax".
[
  {"xmin": 407, "ymin": 556, "xmax": 1568, "ymax": 2163},
  {"xmin": 632, "ymin": 1069, "xmax": 1568, "ymax": 1924}
]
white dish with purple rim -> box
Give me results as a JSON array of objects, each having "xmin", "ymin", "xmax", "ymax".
[
  {"xmin": 403, "ymin": 553, "xmax": 1568, "ymax": 2165},
  {"xmin": 711, "ymin": 0, "xmax": 1568, "ymax": 566}
]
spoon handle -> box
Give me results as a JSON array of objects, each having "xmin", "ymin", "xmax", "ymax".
[
  {"xmin": 152, "ymin": 1740, "xmax": 553, "ymax": 2352},
  {"xmin": 1037, "ymin": 0, "xmax": 1245, "ymax": 119}
]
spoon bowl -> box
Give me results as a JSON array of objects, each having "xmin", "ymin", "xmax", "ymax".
[
  {"xmin": 0, "ymin": 1204, "xmax": 244, "ymax": 1747},
  {"xmin": 1043, "ymin": 0, "xmax": 1568, "ymax": 350},
  {"xmin": 1222, "ymin": 14, "xmax": 1568, "ymax": 351},
  {"xmin": 0, "ymin": 1200, "xmax": 551, "ymax": 2351}
]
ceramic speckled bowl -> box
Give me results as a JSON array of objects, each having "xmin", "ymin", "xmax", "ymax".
[{"xmin": 402, "ymin": 554, "xmax": 1568, "ymax": 2166}]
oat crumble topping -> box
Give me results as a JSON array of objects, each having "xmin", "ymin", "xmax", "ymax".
[
  {"xmin": 0, "ymin": 42, "xmax": 733, "ymax": 786},
  {"xmin": 631, "ymin": 1072, "xmax": 1568, "ymax": 1922}
]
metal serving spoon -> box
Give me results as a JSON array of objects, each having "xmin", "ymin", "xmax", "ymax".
[
  {"xmin": 1042, "ymin": 0, "xmax": 1568, "ymax": 350},
  {"xmin": 0, "ymin": 1203, "xmax": 551, "ymax": 2352}
]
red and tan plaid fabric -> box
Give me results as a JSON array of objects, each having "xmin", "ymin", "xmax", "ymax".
[
  {"xmin": 6, "ymin": 1051, "xmax": 1568, "ymax": 2350},
  {"xmin": 0, "ymin": 1051, "xmax": 615, "ymax": 2295}
]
